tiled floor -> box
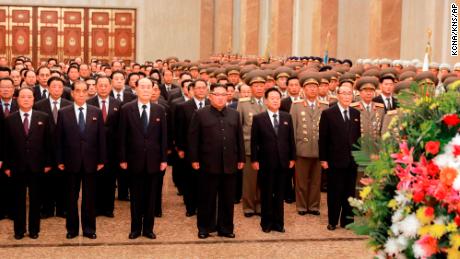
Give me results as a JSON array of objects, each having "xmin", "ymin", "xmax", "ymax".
[{"xmin": 0, "ymin": 168, "xmax": 373, "ymax": 258}]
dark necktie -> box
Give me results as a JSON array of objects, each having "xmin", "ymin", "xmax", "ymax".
[
  {"xmin": 310, "ymin": 103, "xmax": 315, "ymax": 109},
  {"xmin": 78, "ymin": 107, "xmax": 85, "ymax": 133},
  {"xmin": 52, "ymin": 101, "xmax": 58, "ymax": 124},
  {"xmin": 386, "ymin": 97, "xmax": 392, "ymax": 110},
  {"xmin": 366, "ymin": 105, "xmax": 371, "ymax": 113},
  {"xmin": 199, "ymin": 101, "xmax": 203, "ymax": 109},
  {"xmin": 23, "ymin": 113, "xmax": 29, "ymax": 136},
  {"xmin": 101, "ymin": 100, "xmax": 107, "ymax": 122},
  {"xmin": 273, "ymin": 113, "xmax": 279, "ymax": 135},
  {"xmin": 42, "ymin": 89, "xmax": 47, "ymax": 99},
  {"xmin": 343, "ymin": 109, "xmax": 350, "ymax": 123},
  {"xmin": 4, "ymin": 103, "xmax": 10, "ymax": 116},
  {"xmin": 141, "ymin": 105, "xmax": 148, "ymax": 134},
  {"xmin": 116, "ymin": 93, "xmax": 122, "ymax": 102}
]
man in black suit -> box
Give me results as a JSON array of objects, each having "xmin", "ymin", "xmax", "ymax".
[
  {"xmin": 87, "ymin": 76, "xmax": 121, "ymax": 218},
  {"xmin": 279, "ymin": 76, "xmax": 302, "ymax": 204},
  {"xmin": 372, "ymin": 73, "xmax": 398, "ymax": 113},
  {"xmin": 319, "ymin": 84, "xmax": 361, "ymax": 231},
  {"xmin": 0, "ymin": 77, "xmax": 18, "ymax": 220},
  {"xmin": 56, "ymin": 81, "xmax": 106, "ymax": 239},
  {"xmin": 251, "ymin": 87, "xmax": 296, "ymax": 233},
  {"xmin": 167, "ymin": 71, "xmax": 192, "ymax": 104},
  {"xmin": 35, "ymin": 66, "xmax": 71, "ymax": 102},
  {"xmin": 119, "ymin": 78, "xmax": 168, "ymax": 240},
  {"xmin": 110, "ymin": 70, "xmax": 136, "ymax": 201},
  {"xmin": 175, "ymin": 79, "xmax": 209, "ymax": 217},
  {"xmin": 169, "ymin": 79, "xmax": 192, "ymax": 197},
  {"xmin": 159, "ymin": 69, "xmax": 179, "ymax": 100},
  {"xmin": 3, "ymin": 87, "xmax": 52, "ymax": 239},
  {"xmin": 33, "ymin": 77, "xmax": 73, "ymax": 219},
  {"xmin": 188, "ymin": 83, "xmax": 245, "ymax": 239}
]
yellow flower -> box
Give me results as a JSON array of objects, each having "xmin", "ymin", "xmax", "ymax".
[
  {"xmin": 430, "ymin": 224, "xmax": 447, "ymax": 239},
  {"xmin": 418, "ymin": 225, "xmax": 431, "ymax": 236},
  {"xmin": 382, "ymin": 132, "xmax": 391, "ymax": 141},
  {"xmin": 359, "ymin": 186, "xmax": 371, "ymax": 199},
  {"xmin": 451, "ymin": 233, "xmax": 460, "ymax": 248},
  {"xmin": 416, "ymin": 207, "xmax": 435, "ymax": 225},
  {"xmin": 447, "ymin": 248, "xmax": 460, "ymax": 259},
  {"xmin": 429, "ymin": 102, "xmax": 438, "ymax": 109},
  {"xmin": 387, "ymin": 199, "xmax": 397, "ymax": 209},
  {"xmin": 446, "ymin": 222, "xmax": 457, "ymax": 232}
]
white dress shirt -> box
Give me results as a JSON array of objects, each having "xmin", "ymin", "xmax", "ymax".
[
  {"xmin": 98, "ymin": 96, "xmax": 109, "ymax": 114},
  {"xmin": 337, "ymin": 103, "xmax": 350, "ymax": 121},
  {"xmin": 138, "ymin": 101, "xmax": 150, "ymax": 120},
  {"xmin": 49, "ymin": 97, "xmax": 61, "ymax": 110},
  {"xmin": 74, "ymin": 103, "xmax": 87, "ymax": 122},
  {"xmin": 19, "ymin": 109, "xmax": 32, "ymax": 130},
  {"xmin": 267, "ymin": 109, "xmax": 279, "ymax": 128}
]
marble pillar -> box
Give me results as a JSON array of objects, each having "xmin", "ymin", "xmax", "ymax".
[
  {"xmin": 200, "ymin": 0, "xmax": 214, "ymax": 59},
  {"xmin": 269, "ymin": 0, "xmax": 293, "ymax": 57},
  {"xmin": 239, "ymin": 0, "xmax": 260, "ymax": 56},
  {"xmin": 214, "ymin": 0, "xmax": 234, "ymax": 54},
  {"xmin": 311, "ymin": 0, "xmax": 338, "ymax": 57}
]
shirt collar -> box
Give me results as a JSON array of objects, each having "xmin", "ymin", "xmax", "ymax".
[
  {"xmin": 74, "ymin": 103, "xmax": 87, "ymax": 111},
  {"xmin": 98, "ymin": 96, "xmax": 109, "ymax": 103},
  {"xmin": 138, "ymin": 101, "xmax": 150, "ymax": 110},
  {"xmin": 337, "ymin": 103, "xmax": 348, "ymax": 113},
  {"xmin": 50, "ymin": 97, "xmax": 61, "ymax": 104},
  {"xmin": 267, "ymin": 109, "xmax": 279, "ymax": 118},
  {"xmin": 19, "ymin": 109, "xmax": 32, "ymax": 119},
  {"xmin": 307, "ymin": 100, "xmax": 316, "ymax": 107}
]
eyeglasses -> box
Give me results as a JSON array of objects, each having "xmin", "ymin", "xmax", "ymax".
[{"xmin": 211, "ymin": 93, "xmax": 227, "ymax": 97}]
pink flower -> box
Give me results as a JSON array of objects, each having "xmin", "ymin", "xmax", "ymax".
[{"xmin": 416, "ymin": 235, "xmax": 438, "ymax": 257}]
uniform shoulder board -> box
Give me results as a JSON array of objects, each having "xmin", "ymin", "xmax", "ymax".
[
  {"xmin": 318, "ymin": 100, "xmax": 329, "ymax": 106},
  {"xmin": 292, "ymin": 99, "xmax": 303, "ymax": 104},
  {"xmin": 238, "ymin": 97, "xmax": 251, "ymax": 103},
  {"xmin": 329, "ymin": 95, "xmax": 338, "ymax": 100},
  {"xmin": 386, "ymin": 110, "xmax": 398, "ymax": 115},
  {"xmin": 374, "ymin": 103, "xmax": 385, "ymax": 108},
  {"xmin": 350, "ymin": 102, "xmax": 360, "ymax": 107}
]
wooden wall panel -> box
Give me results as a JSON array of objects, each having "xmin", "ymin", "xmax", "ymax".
[
  {"xmin": 9, "ymin": 7, "xmax": 33, "ymax": 57},
  {"xmin": 0, "ymin": 5, "xmax": 136, "ymax": 66}
]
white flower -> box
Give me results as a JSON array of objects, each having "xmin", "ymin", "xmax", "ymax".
[
  {"xmin": 391, "ymin": 223, "xmax": 401, "ymax": 235},
  {"xmin": 400, "ymin": 214, "xmax": 421, "ymax": 238},
  {"xmin": 385, "ymin": 238, "xmax": 402, "ymax": 255},
  {"xmin": 433, "ymin": 216, "xmax": 448, "ymax": 225},
  {"xmin": 395, "ymin": 191, "xmax": 409, "ymax": 206},
  {"xmin": 453, "ymin": 174, "xmax": 460, "ymax": 191},
  {"xmin": 392, "ymin": 209, "xmax": 404, "ymax": 223},
  {"xmin": 375, "ymin": 250, "xmax": 387, "ymax": 259},
  {"xmin": 412, "ymin": 242, "xmax": 426, "ymax": 258},
  {"xmin": 396, "ymin": 236, "xmax": 409, "ymax": 250}
]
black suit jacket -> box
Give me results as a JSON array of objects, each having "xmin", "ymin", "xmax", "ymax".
[
  {"xmin": 188, "ymin": 106, "xmax": 245, "ymax": 174},
  {"xmin": 318, "ymin": 105, "xmax": 361, "ymax": 169},
  {"xmin": 119, "ymin": 101, "xmax": 167, "ymax": 174},
  {"xmin": 56, "ymin": 105, "xmax": 106, "ymax": 173},
  {"xmin": 167, "ymin": 88, "xmax": 183, "ymax": 104},
  {"xmin": 160, "ymin": 83, "xmax": 179, "ymax": 100},
  {"xmin": 227, "ymin": 99, "xmax": 238, "ymax": 110},
  {"xmin": 174, "ymin": 99, "xmax": 209, "ymax": 154},
  {"xmin": 250, "ymin": 111, "xmax": 296, "ymax": 170},
  {"xmin": 110, "ymin": 90, "xmax": 137, "ymax": 106},
  {"xmin": 33, "ymin": 85, "xmax": 71, "ymax": 102},
  {"xmin": 33, "ymin": 98, "xmax": 73, "ymax": 132},
  {"xmin": 87, "ymin": 96, "xmax": 122, "ymax": 162},
  {"xmin": 280, "ymin": 97, "xmax": 293, "ymax": 113},
  {"xmin": 372, "ymin": 95, "xmax": 398, "ymax": 113},
  {"xmin": 0, "ymin": 99, "xmax": 18, "ymax": 117},
  {"xmin": 3, "ymin": 110, "xmax": 52, "ymax": 174}
]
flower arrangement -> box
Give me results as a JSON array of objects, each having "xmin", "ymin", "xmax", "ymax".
[{"xmin": 349, "ymin": 83, "xmax": 460, "ymax": 258}]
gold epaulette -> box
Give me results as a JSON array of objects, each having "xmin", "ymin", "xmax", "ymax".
[
  {"xmin": 292, "ymin": 99, "xmax": 303, "ymax": 104},
  {"xmin": 318, "ymin": 100, "xmax": 329, "ymax": 106},
  {"xmin": 374, "ymin": 102, "xmax": 385, "ymax": 108},
  {"xmin": 386, "ymin": 110, "xmax": 398, "ymax": 115},
  {"xmin": 350, "ymin": 102, "xmax": 360, "ymax": 107},
  {"xmin": 238, "ymin": 97, "xmax": 251, "ymax": 102}
]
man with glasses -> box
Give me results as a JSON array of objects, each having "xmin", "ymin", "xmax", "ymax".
[
  {"xmin": 319, "ymin": 84, "xmax": 361, "ymax": 231},
  {"xmin": 188, "ymin": 83, "xmax": 245, "ymax": 239}
]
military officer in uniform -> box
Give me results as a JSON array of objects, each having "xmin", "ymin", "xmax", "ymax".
[
  {"xmin": 237, "ymin": 70, "xmax": 266, "ymax": 217},
  {"xmin": 290, "ymin": 74, "xmax": 329, "ymax": 216}
]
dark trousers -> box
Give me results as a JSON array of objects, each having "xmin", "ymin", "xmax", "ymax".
[
  {"xmin": 129, "ymin": 173, "xmax": 160, "ymax": 234},
  {"xmin": 155, "ymin": 171, "xmax": 165, "ymax": 215},
  {"xmin": 183, "ymin": 164, "xmax": 198, "ymax": 214},
  {"xmin": 13, "ymin": 173, "xmax": 41, "ymax": 235},
  {"xmin": 96, "ymin": 164, "xmax": 117, "ymax": 215},
  {"xmin": 326, "ymin": 166, "xmax": 357, "ymax": 227},
  {"xmin": 234, "ymin": 169, "xmax": 243, "ymax": 202},
  {"xmin": 197, "ymin": 172, "xmax": 236, "ymax": 234},
  {"xmin": 259, "ymin": 165, "xmax": 286, "ymax": 230},
  {"xmin": 117, "ymin": 168, "xmax": 130, "ymax": 200},
  {"xmin": 284, "ymin": 167, "xmax": 295, "ymax": 202},
  {"xmin": 170, "ymin": 152, "xmax": 183, "ymax": 194},
  {"xmin": 66, "ymin": 171, "xmax": 96, "ymax": 235},
  {"xmin": 40, "ymin": 168, "xmax": 66, "ymax": 216},
  {"xmin": 0, "ymin": 169, "xmax": 14, "ymax": 219}
]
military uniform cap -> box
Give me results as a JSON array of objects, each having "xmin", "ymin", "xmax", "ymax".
[
  {"xmin": 189, "ymin": 62, "xmax": 199, "ymax": 71},
  {"xmin": 240, "ymin": 64, "xmax": 258, "ymax": 79},
  {"xmin": 394, "ymin": 80, "xmax": 412, "ymax": 94},
  {"xmin": 299, "ymin": 72, "xmax": 320, "ymax": 86},
  {"xmin": 399, "ymin": 71, "xmax": 416, "ymax": 81},
  {"xmin": 453, "ymin": 62, "xmax": 460, "ymax": 71},
  {"xmin": 362, "ymin": 68, "xmax": 380, "ymax": 79},
  {"xmin": 443, "ymin": 77, "xmax": 460, "ymax": 88},
  {"xmin": 244, "ymin": 59, "xmax": 259, "ymax": 66},
  {"xmin": 274, "ymin": 66, "xmax": 294, "ymax": 79},
  {"xmin": 441, "ymin": 72, "xmax": 458, "ymax": 83},
  {"xmin": 263, "ymin": 69, "xmax": 275, "ymax": 81},
  {"xmin": 356, "ymin": 76, "xmax": 379, "ymax": 91},
  {"xmin": 339, "ymin": 72, "xmax": 356, "ymax": 85},
  {"xmin": 225, "ymin": 65, "xmax": 240, "ymax": 76},
  {"xmin": 429, "ymin": 62, "xmax": 439, "ymax": 70},
  {"xmin": 244, "ymin": 69, "xmax": 266, "ymax": 85},
  {"xmin": 401, "ymin": 66, "xmax": 417, "ymax": 73},
  {"xmin": 214, "ymin": 68, "xmax": 227, "ymax": 78},
  {"xmin": 415, "ymin": 71, "xmax": 438, "ymax": 85},
  {"xmin": 439, "ymin": 63, "xmax": 451, "ymax": 71},
  {"xmin": 349, "ymin": 66, "xmax": 364, "ymax": 76}
]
